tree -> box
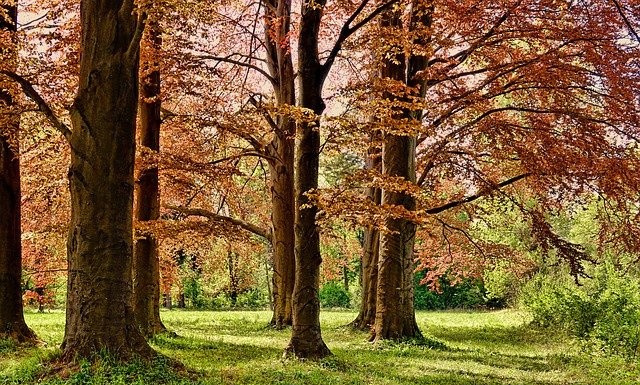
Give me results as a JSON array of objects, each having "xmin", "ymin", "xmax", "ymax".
[
  {"xmin": 133, "ymin": 11, "xmax": 168, "ymax": 338},
  {"xmin": 372, "ymin": 0, "xmax": 431, "ymax": 342},
  {"xmin": 60, "ymin": 0, "xmax": 154, "ymax": 361},
  {"xmin": 284, "ymin": 0, "xmax": 399, "ymax": 358},
  {"xmin": 0, "ymin": 0, "xmax": 37, "ymax": 343},
  {"xmin": 263, "ymin": 0, "xmax": 297, "ymax": 329},
  {"xmin": 313, "ymin": 0, "xmax": 640, "ymax": 340}
]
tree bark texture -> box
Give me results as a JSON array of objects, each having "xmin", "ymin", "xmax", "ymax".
[
  {"xmin": 62, "ymin": 0, "xmax": 153, "ymax": 361},
  {"xmin": 284, "ymin": 0, "xmax": 331, "ymax": 359},
  {"xmin": 351, "ymin": 139, "xmax": 381, "ymax": 331},
  {"xmin": 264, "ymin": 0, "xmax": 296, "ymax": 329},
  {"xmin": 133, "ymin": 17, "xmax": 167, "ymax": 338},
  {"xmin": 0, "ymin": 0, "xmax": 37, "ymax": 344},
  {"xmin": 372, "ymin": 2, "xmax": 432, "ymax": 341}
]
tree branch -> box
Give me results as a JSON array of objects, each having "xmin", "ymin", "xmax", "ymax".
[
  {"xmin": 0, "ymin": 70, "xmax": 72, "ymax": 141},
  {"xmin": 425, "ymin": 173, "xmax": 532, "ymax": 214},
  {"xmin": 321, "ymin": 0, "xmax": 399, "ymax": 77},
  {"xmin": 166, "ymin": 205, "xmax": 272, "ymax": 242},
  {"xmin": 611, "ymin": 0, "xmax": 640, "ymax": 44},
  {"xmin": 193, "ymin": 54, "xmax": 277, "ymax": 87}
]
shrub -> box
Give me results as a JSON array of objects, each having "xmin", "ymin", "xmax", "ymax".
[
  {"xmin": 235, "ymin": 289, "xmax": 270, "ymax": 309},
  {"xmin": 414, "ymin": 272, "xmax": 487, "ymax": 310},
  {"xmin": 319, "ymin": 281, "xmax": 351, "ymax": 308},
  {"xmin": 484, "ymin": 266, "xmax": 520, "ymax": 308},
  {"xmin": 521, "ymin": 263, "xmax": 640, "ymax": 358},
  {"xmin": 209, "ymin": 293, "xmax": 232, "ymax": 310},
  {"xmin": 183, "ymin": 277, "xmax": 207, "ymax": 309}
]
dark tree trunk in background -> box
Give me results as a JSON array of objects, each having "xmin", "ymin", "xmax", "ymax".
[
  {"xmin": 163, "ymin": 293, "xmax": 172, "ymax": 309},
  {"xmin": 372, "ymin": 2, "xmax": 432, "ymax": 342},
  {"xmin": 227, "ymin": 249, "xmax": 239, "ymax": 306},
  {"xmin": 264, "ymin": 0, "xmax": 296, "ymax": 329},
  {"xmin": 0, "ymin": 0, "xmax": 37, "ymax": 344},
  {"xmin": 351, "ymin": 142, "xmax": 381, "ymax": 331},
  {"xmin": 284, "ymin": 0, "xmax": 331, "ymax": 359},
  {"xmin": 177, "ymin": 293, "xmax": 185, "ymax": 308},
  {"xmin": 133, "ymin": 17, "xmax": 167, "ymax": 338},
  {"xmin": 61, "ymin": 0, "xmax": 154, "ymax": 361}
]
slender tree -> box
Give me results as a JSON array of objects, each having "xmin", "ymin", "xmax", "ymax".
[
  {"xmin": 263, "ymin": 0, "xmax": 297, "ymax": 329},
  {"xmin": 286, "ymin": 0, "xmax": 397, "ymax": 358},
  {"xmin": 284, "ymin": 0, "xmax": 332, "ymax": 359},
  {"xmin": 351, "ymin": 138, "xmax": 380, "ymax": 330},
  {"xmin": 133, "ymin": 14, "xmax": 168, "ymax": 338},
  {"xmin": 61, "ymin": 0, "xmax": 154, "ymax": 360},
  {"xmin": 0, "ymin": 0, "xmax": 37, "ymax": 343}
]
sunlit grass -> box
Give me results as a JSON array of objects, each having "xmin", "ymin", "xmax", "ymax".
[{"xmin": 1, "ymin": 309, "xmax": 638, "ymax": 384}]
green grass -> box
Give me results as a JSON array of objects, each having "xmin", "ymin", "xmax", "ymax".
[{"xmin": 1, "ymin": 310, "xmax": 639, "ymax": 384}]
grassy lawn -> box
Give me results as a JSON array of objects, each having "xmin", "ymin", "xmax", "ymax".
[{"xmin": 1, "ymin": 309, "xmax": 639, "ymax": 384}]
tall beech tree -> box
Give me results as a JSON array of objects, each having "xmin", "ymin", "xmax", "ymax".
[
  {"xmin": 286, "ymin": 0, "xmax": 397, "ymax": 358},
  {"xmin": 133, "ymin": 13, "xmax": 167, "ymax": 338},
  {"xmin": 372, "ymin": 0, "xmax": 432, "ymax": 341},
  {"xmin": 0, "ymin": 0, "xmax": 37, "ymax": 343},
  {"xmin": 61, "ymin": 0, "xmax": 154, "ymax": 360},
  {"xmin": 263, "ymin": 0, "xmax": 296, "ymax": 328},
  {"xmin": 351, "ymin": 144, "xmax": 380, "ymax": 331},
  {"xmin": 285, "ymin": 0, "xmax": 332, "ymax": 358}
]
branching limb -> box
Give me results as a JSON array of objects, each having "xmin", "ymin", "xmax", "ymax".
[
  {"xmin": 166, "ymin": 205, "xmax": 272, "ymax": 242},
  {"xmin": 0, "ymin": 70, "xmax": 72, "ymax": 141}
]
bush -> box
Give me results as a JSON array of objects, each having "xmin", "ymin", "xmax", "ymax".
[
  {"xmin": 521, "ymin": 263, "xmax": 640, "ymax": 358},
  {"xmin": 235, "ymin": 289, "xmax": 270, "ymax": 309},
  {"xmin": 209, "ymin": 293, "xmax": 232, "ymax": 310},
  {"xmin": 414, "ymin": 272, "xmax": 487, "ymax": 310},
  {"xmin": 484, "ymin": 266, "xmax": 520, "ymax": 308},
  {"xmin": 319, "ymin": 281, "xmax": 351, "ymax": 308},
  {"xmin": 183, "ymin": 277, "xmax": 207, "ymax": 309}
]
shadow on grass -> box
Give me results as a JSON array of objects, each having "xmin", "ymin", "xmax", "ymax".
[
  {"xmin": 152, "ymin": 335, "xmax": 284, "ymax": 365},
  {"xmin": 427, "ymin": 324, "xmax": 563, "ymax": 349}
]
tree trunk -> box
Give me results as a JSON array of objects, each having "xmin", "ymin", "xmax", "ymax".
[
  {"xmin": 284, "ymin": 0, "xmax": 331, "ymax": 359},
  {"xmin": 371, "ymin": 1, "xmax": 432, "ymax": 342},
  {"xmin": 264, "ymin": 0, "xmax": 296, "ymax": 329},
  {"xmin": 61, "ymin": 0, "xmax": 154, "ymax": 361},
  {"xmin": 133, "ymin": 16, "xmax": 167, "ymax": 338},
  {"xmin": 351, "ymin": 139, "xmax": 381, "ymax": 331},
  {"xmin": 372, "ymin": 133, "xmax": 421, "ymax": 341},
  {"xmin": 177, "ymin": 293, "xmax": 185, "ymax": 308},
  {"xmin": 227, "ymin": 249, "xmax": 239, "ymax": 306},
  {"xmin": 267, "ymin": 136, "xmax": 295, "ymax": 327},
  {"xmin": 0, "ymin": 134, "xmax": 34, "ymax": 343},
  {"xmin": 0, "ymin": 0, "xmax": 37, "ymax": 344},
  {"xmin": 163, "ymin": 293, "xmax": 172, "ymax": 309}
]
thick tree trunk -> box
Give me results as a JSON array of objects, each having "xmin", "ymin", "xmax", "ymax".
[
  {"xmin": 372, "ymin": 133, "xmax": 420, "ymax": 341},
  {"xmin": 61, "ymin": 0, "xmax": 154, "ymax": 361},
  {"xmin": 0, "ymin": 0, "xmax": 37, "ymax": 344},
  {"xmin": 371, "ymin": 3, "xmax": 432, "ymax": 342},
  {"xmin": 133, "ymin": 17, "xmax": 167, "ymax": 338},
  {"xmin": 351, "ymin": 137, "xmax": 381, "ymax": 331},
  {"xmin": 284, "ymin": 0, "xmax": 331, "ymax": 359},
  {"xmin": 264, "ymin": 0, "xmax": 296, "ymax": 329},
  {"xmin": 0, "ymin": 136, "xmax": 34, "ymax": 343}
]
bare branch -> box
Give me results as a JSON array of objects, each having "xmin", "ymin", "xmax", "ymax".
[
  {"xmin": 193, "ymin": 54, "xmax": 277, "ymax": 87},
  {"xmin": 321, "ymin": 0, "xmax": 399, "ymax": 77}
]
